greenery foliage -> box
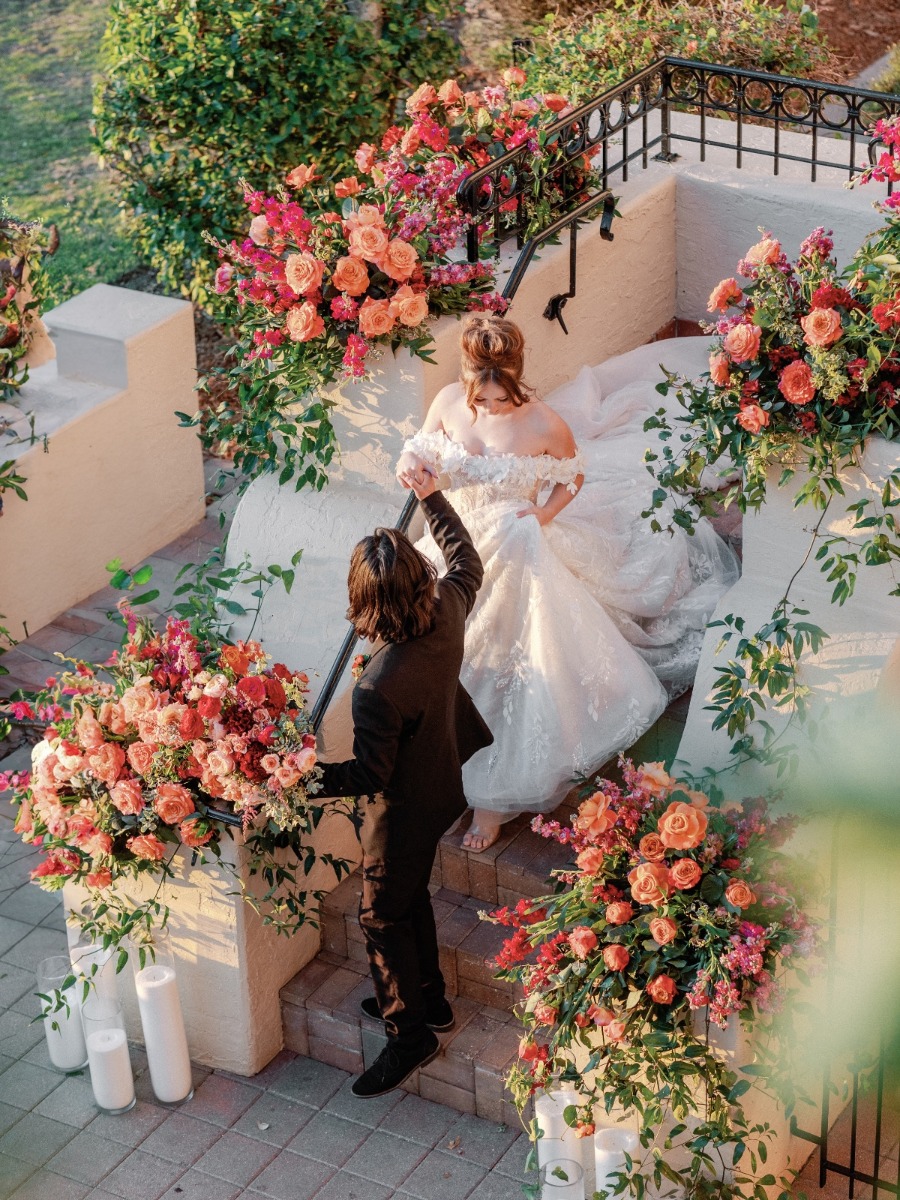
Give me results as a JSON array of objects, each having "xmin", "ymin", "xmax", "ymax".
[
  {"xmin": 93, "ymin": 0, "xmax": 462, "ymax": 305},
  {"xmin": 519, "ymin": 0, "xmax": 837, "ymax": 105}
]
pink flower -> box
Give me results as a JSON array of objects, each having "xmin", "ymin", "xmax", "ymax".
[
  {"xmin": 568, "ymin": 926, "xmax": 598, "ymax": 960},
  {"xmin": 778, "ymin": 360, "xmax": 816, "ymax": 406},
  {"xmin": 285, "ymin": 302, "xmax": 325, "ymax": 343},
  {"xmin": 605, "ymin": 901, "xmax": 634, "ymax": 926},
  {"xmin": 575, "ymin": 791, "xmax": 616, "ymax": 837},
  {"xmin": 503, "ymin": 66, "xmax": 527, "ymax": 87},
  {"xmin": 214, "ymin": 264, "xmax": 234, "ymax": 294},
  {"xmin": 379, "ymin": 238, "xmax": 419, "ymax": 282},
  {"xmin": 88, "ymin": 743, "xmax": 126, "ymax": 788},
  {"xmin": 800, "ymin": 307, "xmax": 842, "ymax": 348},
  {"xmin": 606, "ymin": 1019, "xmax": 627, "ymax": 1041},
  {"xmin": 533, "ymin": 1001, "xmax": 558, "ymax": 1026},
  {"xmin": 110, "ymin": 778, "xmax": 145, "ymax": 816},
  {"xmin": 406, "ymin": 82, "xmax": 438, "ymax": 115},
  {"xmin": 438, "ymin": 78, "xmax": 463, "ymax": 104},
  {"xmin": 358, "ymin": 296, "xmax": 395, "ymax": 338},
  {"xmin": 723, "ymin": 323, "xmax": 762, "ymax": 364},
  {"xmin": 285, "ymin": 252, "xmax": 324, "ymax": 297},
  {"xmin": 389, "ymin": 284, "xmax": 429, "ymax": 327},
  {"xmin": 248, "ymin": 215, "xmax": 270, "ymax": 246},
  {"xmin": 335, "ymin": 176, "xmax": 361, "ymax": 198},
  {"xmin": 709, "ymin": 353, "xmax": 731, "ymax": 387},
  {"xmin": 602, "ymin": 944, "xmax": 630, "ymax": 972},
  {"xmin": 154, "ymin": 782, "xmax": 195, "ymax": 825},
  {"xmin": 744, "ymin": 236, "xmax": 781, "ymax": 266},
  {"xmin": 86, "ymin": 868, "xmax": 113, "ymax": 890},
  {"xmin": 285, "ymin": 162, "xmax": 320, "ymax": 189},
  {"xmin": 355, "ymin": 143, "xmax": 377, "ymax": 173},
  {"xmin": 707, "ymin": 278, "xmax": 743, "ymax": 312},
  {"xmin": 737, "ymin": 403, "xmax": 770, "ymax": 434},
  {"xmin": 127, "ymin": 833, "xmax": 166, "ymax": 862}
]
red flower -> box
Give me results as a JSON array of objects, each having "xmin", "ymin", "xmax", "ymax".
[
  {"xmin": 197, "ymin": 694, "xmax": 222, "ymax": 719},
  {"xmin": 237, "ymin": 676, "xmax": 267, "ymax": 706},
  {"xmin": 179, "ymin": 708, "xmax": 205, "ymax": 740}
]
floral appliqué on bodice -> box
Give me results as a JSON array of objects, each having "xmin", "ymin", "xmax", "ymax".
[{"xmin": 402, "ymin": 429, "xmax": 585, "ymax": 515}]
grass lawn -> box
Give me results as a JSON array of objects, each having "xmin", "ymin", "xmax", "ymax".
[{"xmin": 0, "ymin": 0, "xmax": 141, "ymax": 303}]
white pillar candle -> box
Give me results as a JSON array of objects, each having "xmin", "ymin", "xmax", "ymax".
[
  {"xmin": 593, "ymin": 1127, "xmax": 639, "ymax": 1195},
  {"xmin": 535, "ymin": 1087, "xmax": 581, "ymax": 1167},
  {"xmin": 42, "ymin": 986, "xmax": 88, "ymax": 1072},
  {"xmin": 71, "ymin": 943, "xmax": 118, "ymax": 1004},
  {"xmin": 540, "ymin": 1158, "xmax": 586, "ymax": 1200},
  {"xmin": 86, "ymin": 1027, "xmax": 135, "ymax": 1113},
  {"xmin": 134, "ymin": 963, "xmax": 193, "ymax": 1103}
]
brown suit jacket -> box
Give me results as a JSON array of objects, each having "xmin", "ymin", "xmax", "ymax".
[{"xmin": 316, "ymin": 492, "xmax": 493, "ymax": 830}]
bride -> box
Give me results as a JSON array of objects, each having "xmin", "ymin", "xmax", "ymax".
[{"xmin": 397, "ymin": 315, "xmax": 738, "ymax": 852}]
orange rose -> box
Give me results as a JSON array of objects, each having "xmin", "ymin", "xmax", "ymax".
[
  {"xmin": 606, "ymin": 1019, "xmax": 627, "ymax": 1041},
  {"xmin": 406, "ymin": 82, "xmax": 438, "ymax": 115},
  {"xmin": 285, "ymin": 252, "xmax": 325, "ymax": 297},
  {"xmin": 568, "ymin": 926, "xmax": 598, "ymax": 960},
  {"xmin": 127, "ymin": 741, "xmax": 158, "ymax": 777},
  {"xmin": 285, "ymin": 302, "xmax": 325, "ymax": 343},
  {"xmin": 349, "ymin": 223, "xmax": 390, "ymax": 262},
  {"xmin": 657, "ymin": 800, "xmax": 708, "ymax": 850},
  {"xmin": 602, "ymin": 944, "xmax": 630, "ymax": 972},
  {"xmin": 379, "ymin": 238, "xmax": 419, "ymax": 282},
  {"xmin": 180, "ymin": 819, "xmax": 213, "ymax": 849},
  {"xmin": 745, "ymin": 236, "xmax": 781, "ymax": 266},
  {"xmin": 98, "ymin": 701, "xmax": 127, "ymax": 735},
  {"xmin": 576, "ymin": 845, "xmax": 605, "ymax": 875},
  {"xmin": 438, "ymin": 78, "xmax": 463, "ymax": 104},
  {"xmin": 649, "ymin": 916, "xmax": 678, "ymax": 946},
  {"xmin": 355, "ymin": 143, "xmax": 377, "ymax": 173},
  {"xmin": 682, "ymin": 789, "xmax": 710, "ymax": 809},
  {"xmin": 154, "ymin": 782, "xmax": 195, "ymax": 825},
  {"xmin": 638, "ymin": 833, "xmax": 666, "ymax": 862},
  {"xmin": 358, "ymin": 296, "xmax": 395, "ymax": 338},
  {"xmin": 709, "ymin": 353, "xmax": 731, "ymax": 387},
  {"xmin": 628, "ymin": 862, "xmax": 670, "ymax": 906},
  {"xmin": 646, "ymin": 973, "xmax": 678, "ymax": 1004},
  {"xmin": 285, "ymin": 161, "xmax": 320, "ymax": 189},
  {"xmin": 88, "ymin": 743, "xmax": 126, "ymax": 788},
  {"xmin": 723, "ymin": 322, "xmax": 762, "ymax": 364},
  {"xmin": 110, "ymin": 778, "xmax": 145, "ymax": 816},
  {"xmin": 737, "ymin": 403, "xmax": 770, "ymax": 434},
  {"xmin": 76, "ymin": 711, "xmax": 105, "ymax": 750},
  {"xmin": 346, "ymin": 203, "xmax": 385, "ymax": 228},
  {"xmin": 128, "ymin": 833, "xmax": 166, "ymax": 862},
  {"xmin": 400, "ymin": 126, "xmax": 422, "ymax": 156},
  {"xmin": 576, "ymin": 791, "xmax": 616, "ymax": 837},
  {"xmin": 801, "ymin": 307, "xmax": 843, "ymax": 348},
  {"xmin": 389, "ymin": 285, "xmax": 429, "ymax": 327},
  {"xmin": 221, "ymin": 644, "xmax": 250, "ymax": 675},
  {"xmin": 503, "ymin": 66, "xmax": 527, "ymax": 87},
  {"xmin": 533, "ymin": 1001, "xmax": 558, "ymax": 1026},
  {"xmin": 725, "ymin": 879, "xmax": 756, "ymax": 908},
  {"xmin": 332, "ymin": 255, "xmax": 370, "ymax": 297},
  {"xmin": 86, "ymin": 868, "xmax": 113, "ymax": 890},
  {"xmin": 637, "ymin": 762, "xmax": 675, "ymax": 799},
  {"xmin": 334, "ymin": 176, "xmax": 361, "ymax": 198},
  {"xmin": 668, "ymin": 857, "xmax": 702, "ymax": 890},
  {"xmin": 778, "ymin": 360, "xmax": 816, "ymax": 406},
  {"xmin": 588, "ymin": 1004, "xmax": 614, "ymax": 1026},
  {"xmin": 707, "ymin": 278, "xmax": 743, "ymax": 312},
  {"xmin": 543, "ymin": 93, "xmax": 568, "ymax": 112},
  {"xmin": 605, "ymin": 901, "xmax": 634, "ymax": 926}
]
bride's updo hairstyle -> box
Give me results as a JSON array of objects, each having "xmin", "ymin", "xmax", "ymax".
[{"xmin": 460, "ymin": 314, "xmax": 534, "ymax": 418}]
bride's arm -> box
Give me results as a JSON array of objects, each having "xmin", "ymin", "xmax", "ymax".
[
  {"xmin": 396, "ymin": 385, "xmax": 453, "ymax": 487},
  {"xmin": 517, "ymin": 411, "xmax": 585, "ymax": 527}
]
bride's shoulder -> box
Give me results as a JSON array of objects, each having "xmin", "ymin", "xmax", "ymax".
[{"xmin": 526, "ymin": 399, "xmax": 577, "ymax": 457}]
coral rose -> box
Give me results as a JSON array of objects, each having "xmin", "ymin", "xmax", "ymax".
[
  {"xmin": 390, "ymin": 285, "xmax": 429, "ymax": 327},
  {"xmin": 649, "ymin": 916, "xmax": 678, "ymax": 946},
  {"xmin": 406, "ymin": 82, "xmax": 438, "ymax": 115},
  {"xmin": 292, "ymin": 746, "xmax": 317, "ymax": 775},
  {"xmin": 737, "ymin": 403, "xmax": 770, "ymax": 434},
  {"xmin": 709, "ymin": 353, "xmax": 732, "ymax": 387},
  {"xmin": 657, "ymin": 800, "xmax": 708, "ymax": 850},
  {"xmin": 355, "ymin": 143, "xmax": 377, "ymax": 172},
  {"xmin": 605, "ymin": 901, "xmax": 634, "ymax": 926},
  {"xmin": 88, "ymin": 743, "xmax": 126, "ymax": 787},
  {"xmin": 285, "ymin": 302, "xmax": 325, "ymax": 343},
  {"xmin": 576, "ymin": 791, "xmax": 616, "ymax": 837},
  {"xmin": 576, "ymin": 845, "xmax": 605, "ymax": 875},
  {"xmin": 682, "ymin": 789, "xmax": 710, "ymax": 809},
  {"xmin": 332, "ymin": 255, "xmax": 370, "ymax": 297},
  {"xmin": 248, "ymin": 215, "xmax": 270, "ymax": 246},
  {"xmin": 602, "ymin": 944, "xmax": 630, "ymax": 972},
  {"xmin": 637, "ymin": 762, "xmax": 675, "ymax": 799},
  {"xmin": 358, "ymin": 296, "xmax": 395, "ymax": 338},
  {"xmin": 180, "ymin": 819, "xmax": 213, "ymax": 849},
  {"xmin": 533, "ymin": 1001, "xmax": 558, "ymax": 1026},
  {"xmin": 379, "ymin": 238, "xmax": 419, "ymax": 282},
  {"xmin": 638, "ymin": 833, "xmax": 666, "ymax": 862},
  {"xmin": 335, "ymin": 176, "xmax": 361, "ymax": 198},
  {"xmin": 724, "ymin": 322, "xmax": 762, "ymax": 364},
  {"xmin": 707, "ymin": 278, "xmax": 743, "ymax": 312},
  {"xmin": 260, "ymin": 753, "xmax": 281, "ymax": 775},
  {"xmin": 568, "ymin": 926, "xmax": 598, "ymax": 960},
  {"xmin": 237, "ymin": 675, "xmax": 267, "ymax": 706},
  {"xmin": 725, "ymin": 879, "xmax": 756, "ymax": 908},
  {"xmin": 801, "ymin": 307, "xmax": 843, "ymax": 348},
  {"xmin": 543, "ymin": 93, "xmax": 568, "ymax": 112},
  {"xmin": 285, "ymin": 252, "xmax": 325, "ymax": 297},
  {"xmin": 606, "ymin": 1019, "xmax": 627, "ymax": 1041},
  {"xmin": 86, "ymin": 868, "xmax": 113, "ymax": 890},
  {"xmin": 154, "ymin": 782, "xmax": 195, "ymax": 825},
  {"xmin": 588, "ymin": 1004, "xmax": 614, "ymax": 1025},
  {"xmin": 127, "ymin": 741, "xmax": 158, "ymax": 777},
  {"xmin": 221, "ymin": 645, "xmax": 250, "ymax": 674},
  {"xmin": 778, "ymin": 359, "xmax": 816, "ymax": 405},
  {"xmin": 400, "ymin": 127, "xmax": 422, "ymax": 156},
  {"xmin": 110, "ymin": 778, "xmax": 145, "ymax": 816},
  {"xmin": 438, "ymin": 78, "xmax": 463, "ymax": 104},
  {"xmin": 668, "ymin": 857, "xmax": 702, "ymax": 890},
  {"xmin": 503, "ymin": 66, "xmax": 527, "ymax": 87},
  {"xmin": 628, "ymin": 862, "xmax": 670, "ymax": 906},
  {"xmin": 285, "ymin": 161, "xmax": 319, "ymax": 188},
  {"xmin": 274, "ymin": 766, "xmax": 301, "ymax": 789},
  {"xmin": 128, "ymin": 833, "xmax": 166, "ymax": 862},
  {"xmin": 745, "ymin": 236, "xmax": 781, "ymax": 266},
  {"xmin": 646, "ymin": 973, "xmax": 678, "ymax": 1004},
  {"xmin": 76, "ymin": 711, "xmax": 105, "ymax": 750},
  {"xmin": 349, "ymin": 222, "xmax": 390, "ymax": 262}
]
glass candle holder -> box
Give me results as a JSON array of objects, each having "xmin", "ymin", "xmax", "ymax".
[
  {"xmin": 36, "ymin": 955, "xmax": 87, "ymax": 1074},
  {"xmin": 70, "ymin": 934, "xmax": 118, "ymax": 1004},
  {"xmin": 83, "ymin": 997, "xmax": 135, "ymax": 1115},
  {"xmin": 130, "ymin": 927, "xmax": 193, "ymax": 1104},
  {"xmin": 540, "ymin": 1158, "xmax": 585, "ymax": 1200},
  {"xmin": 593, "ymin": 1127, "xmax": 639, "ymax": 1195}
]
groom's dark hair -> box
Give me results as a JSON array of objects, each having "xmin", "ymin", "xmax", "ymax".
[{"xmin": 347, "ymin": 527, "xmax": 437, "ymax": 644}]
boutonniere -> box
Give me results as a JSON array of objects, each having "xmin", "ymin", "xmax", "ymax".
[{"xmin": 352, "ymin": 653, "xmax": 371, "ymax": 681}]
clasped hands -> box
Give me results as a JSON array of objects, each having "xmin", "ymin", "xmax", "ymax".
[{"xmin": 396, "ymin": 452, "xmax": 551, "ymax": 524}]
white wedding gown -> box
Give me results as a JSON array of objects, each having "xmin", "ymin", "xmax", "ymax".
[{"xmin": 404, "ymin": 357, "xmax": 740, "ymax": 817}]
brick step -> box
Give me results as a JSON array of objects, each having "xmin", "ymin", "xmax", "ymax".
[{"xmin": 281, "ymin": 952, "xmax": 526, "ymax": 1124}]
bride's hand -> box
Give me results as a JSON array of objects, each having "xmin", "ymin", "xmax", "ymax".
[
  {"xmin": 396, "ymin": 451, "xmax": 428, "ymax": 489},
  {"xmin": 516, "ymin": 503, "xmax": 551, "ymax": 526}
]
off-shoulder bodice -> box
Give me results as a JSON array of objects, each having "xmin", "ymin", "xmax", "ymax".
[{"xmin": 402, "ymin": 429, "xmax": 585, "ymax": 514}]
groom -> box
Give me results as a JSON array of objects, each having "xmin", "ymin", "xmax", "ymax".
[{"xmin": 315, "ymin": 474, "xmax": 492, "ymax": 1098}]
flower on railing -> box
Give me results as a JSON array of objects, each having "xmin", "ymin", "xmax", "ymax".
[
  {"xmin": 7, "ymin": 605, "xmax": 321, "ymax": 898},
  {"xmin": 849, "ymin": 115, "xmax": 900, "ymax": 214}
]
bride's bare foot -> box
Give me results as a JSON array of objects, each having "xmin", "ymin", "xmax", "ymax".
[{"xmin": 461, "ymin": 810, "xmax": 502, "ymax": 854}]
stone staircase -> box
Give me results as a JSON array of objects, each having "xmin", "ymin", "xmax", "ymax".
[{"xmin": 279, "ymin": 802, "xmax": 577, "ymax": 1125}]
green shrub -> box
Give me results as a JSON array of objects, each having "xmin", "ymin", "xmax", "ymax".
[
  {"xmin": 94, "ymin": 0, "xmax": 461, "ymax": 306},
  {"xmin": 519, "ymin": 0, "xmax": 838, "ymax": 106},
  {"xmin": 875, "ymin": 45, "xmax": 900, "ymax": 96}
]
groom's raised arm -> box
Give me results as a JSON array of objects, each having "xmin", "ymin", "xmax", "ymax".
[{"xmin": 420, "ymin": 491, "xmax": 483, "ymax": 616}]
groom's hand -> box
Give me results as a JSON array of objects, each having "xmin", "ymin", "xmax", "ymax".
[{"xmin": 407, "ymin": 471, "xmax": 438, "ymax": 501}]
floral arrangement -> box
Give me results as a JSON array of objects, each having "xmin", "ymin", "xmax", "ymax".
[
  {"xmin": 491, "ymin": 760, "xmax": 815, "ymax": 1198},
  {"xmin": 0, "ymin": 207, "xmax": 56, "ymax": 403},
  {"xmin": 200, "ymin": 72, "xmax": 599, "ymax": 489},
  {"xmin": 4, "ymin": 596, "xmax": 350, "ymax": 945}
]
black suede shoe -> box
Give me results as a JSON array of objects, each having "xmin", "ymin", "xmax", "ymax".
[
  {"xmin": 351, "ymin": 1030, "xmax": 440, "ymax": 1098},
  {"xmin": 359, "ymin": 995, "xmax": 455, "ymax": 1032}
]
